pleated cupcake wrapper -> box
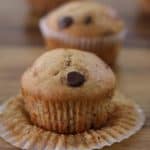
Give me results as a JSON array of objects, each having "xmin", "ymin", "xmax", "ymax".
[
  {"xmin": 0, "ymin": 93, "xmax": 145, "ymax": 150},
  {"xmin": 24, "ymin": 97, "xmax": 111, "ymax": 134},
  {"xmin": 39, "ymin": 18, "xmax": 126, "ymax": 50}
]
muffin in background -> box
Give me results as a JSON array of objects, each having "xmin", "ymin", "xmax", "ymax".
[
  {"xmin": 39, "ymin": 1, "xmax": 125, "ymax": 66},
  {"xmin": 21, "ymin": 48, "xmax": 116, "ymax": 134},
  {"xmin": 27, "ymin": 0, "xmax": 74, "ymax": 15}
]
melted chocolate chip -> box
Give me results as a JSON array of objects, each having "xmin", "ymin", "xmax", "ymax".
[
  {"xmin": 58, "ymin": 16, "xmax": 73, "ymax": 29},
  {"xmin": 67, "ymin": 71, "xmax": 85, "ymax": 87},
  {"xmin": 84, "ymin": 16, "xmax": 92, "ymax": 24}
]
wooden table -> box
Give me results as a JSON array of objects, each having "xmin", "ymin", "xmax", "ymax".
[
  {"xmin": 0, "ymin": 0, "xmax": 150, "ymax": 48},
  {"xmin": 0, "ymin": 47, "xmax": 150, "ymax": 150}
]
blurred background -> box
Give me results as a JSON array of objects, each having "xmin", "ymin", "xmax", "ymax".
[
  {"xmin": 0, "ymin": 0, "xmax": 150, "ymax": 149},
  {"xmin": 0, "ymin": 0, "xmax": 149, "ymax": 47}
]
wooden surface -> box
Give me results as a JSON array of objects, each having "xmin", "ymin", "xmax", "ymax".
[
  {"xmin": 0, "ymin": 47, "xmax": 150, "ymax": 149},
  {"xmin": 0, "ymin": 0, "xmax": 150, "ymax": 47}
]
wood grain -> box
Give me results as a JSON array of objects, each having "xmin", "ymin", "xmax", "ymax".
[
  {"xmin": 0, "ymin": 0, "xmax": 150, "ymax": 47},
  {"xmin": 0, "ymin": 47, "xmax": 150, "ymax": 150}
]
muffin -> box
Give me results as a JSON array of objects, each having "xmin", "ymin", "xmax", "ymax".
[
  {"xmin": 140, "ymin": 0, "xmax": 150, "ymax": 14},
  {"xmin": 39, "ymin": 1, "xmax": 125, "ymax": 66},
  {"xmin": 21, "ymin": 48, "xmax": 116, "ymax": 134},
  {"xmin": 27, "ymin": 0, "xmax": 74, "ymax": 15}
]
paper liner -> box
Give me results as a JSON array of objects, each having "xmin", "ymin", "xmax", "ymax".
[
  {"xmin": 23, "ymin": 93, "xmax": 114, "ymax": 134},
  {"xmin": 0, "ymin": 93, "xmax": 145, "ymax": 150}
]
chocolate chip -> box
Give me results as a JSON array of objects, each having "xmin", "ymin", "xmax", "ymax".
[
  {"xmin": 58, "ymin": 16, "xmax": 73, "ymax": 29},
  {"xmin": 84, "ymin": 16, "xmax": 92, "ymax": 24},
  {"xmin": 67, "ymin": 71, "xmax": 85, "ymax": 87}
]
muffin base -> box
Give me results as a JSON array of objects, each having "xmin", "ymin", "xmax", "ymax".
[
  {"xmin": 0, "ymin": 92, "xmax": 145, "ymax": 150},
  {"xmin": 23, "ymin": 91, "xmax": 115, "ymax": 134}
]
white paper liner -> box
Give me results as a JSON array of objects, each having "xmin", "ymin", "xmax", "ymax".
[
  {"xmin": 39, "ymin": 18, "xmax": 126, "ymax": 47},
  {"xmin": 0, "ymin": 93, "xmax": 145, "ymax": 150}
]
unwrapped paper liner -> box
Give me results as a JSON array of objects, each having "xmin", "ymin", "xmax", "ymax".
[{"xmin": 0, "ymin": 93, "xmax": 145, "ymax": 150}]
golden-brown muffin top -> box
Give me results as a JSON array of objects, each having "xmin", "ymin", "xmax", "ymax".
[
  {"xmin": 43, "ymin": 1, "xmax": 124, "ymax": 38},
  {"xmin": 22, "ymin": 49, "xmax": 116, "ymax": 102}
]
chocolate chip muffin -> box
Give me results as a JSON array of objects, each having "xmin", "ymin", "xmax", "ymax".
[
  {"xmin": 21, "ymin": 48, "xmax": 116, "ymax": 134},
  {"xmin": 40, "ymin": 1, "xmax": 125, "ymax": 66}
]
